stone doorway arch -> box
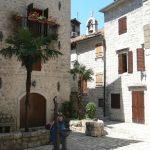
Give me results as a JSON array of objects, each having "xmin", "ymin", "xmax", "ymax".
[{"xmin": 20, "ymin": 93, "xmax": 46, "ymax": 128}]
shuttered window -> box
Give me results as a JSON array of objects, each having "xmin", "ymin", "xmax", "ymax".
[
  {"xmin": 95, "ymin": 44, "xmax": 103, "ymax": 58},
  {"xmin": 82, "ymin": 80, "xmax": 88, "ymax": 96},
  {"xmin": 96, "ymin": 73, "xmax": 103, "ymax": 87},
  {"xmin": 137, "ymin": 48, "xmax": 145, "ymax": 71},
  {"xmin": 32, "ymin": 58, "xmax": 41, "ymax": 71},
  {"xmin": 111, "ymin": 94, "xmax": 120, "ymax": 109},
  {"xmin": 118, "ymin": 51, "xmax": 133, "ymax": 74},
  {"xmin": 118, "ymin": 16, "xmax": 127, "ymax": 35}
]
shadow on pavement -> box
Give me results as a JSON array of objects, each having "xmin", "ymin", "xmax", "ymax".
[{"xmin": 68, "ymin": 132, "xmax": 142, "ymax": 150}]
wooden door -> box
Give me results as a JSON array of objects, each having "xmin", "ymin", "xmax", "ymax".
[
  {"xmin": 20, "ymin": 93, "xmax": 46, "ymax": 128},
  {"xmin": 132, "ymin": 91, "xmax": 144, "ymax": 124}
]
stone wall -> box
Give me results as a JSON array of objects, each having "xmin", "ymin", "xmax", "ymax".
[
  {"xmin": 0, "ymin": 129, "xmax": 49, "ymax": 150},
  {"xmin": 103, "ymin": 0, "xmax": 149, "ymax": 123},
  {"xmin": 0, "ymin": 0, "xmax": 70, "ymax": 129},
  {"xmin": 71, "ymin": 35, "xmax": 104, "ymax": 118},
  {"xmin": 143, "ymin": 0, "xmax": 150, "ymax": 126}
]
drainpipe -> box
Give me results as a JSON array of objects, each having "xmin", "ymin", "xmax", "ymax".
[{"xmin": 102, "ymin": 38, "xmax": 106, "ymax": 117}]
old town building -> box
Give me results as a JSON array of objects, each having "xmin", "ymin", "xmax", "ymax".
[
  {"xmin": 100, "ymin": 0, "xmax": 150, "ymax": 125},
  {"xmin": 0, "ymin": 0, "xmax": 70, "ymax": 131},
  {"xmin": 71, "ymin": 16, "xmax": 105, "ymax": 118}
]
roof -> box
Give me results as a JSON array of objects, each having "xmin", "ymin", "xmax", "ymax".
[
  {"xmin": 71, "ymin": 29, "xmax": 104, "ymax": 43},
  {"xmin": 100, "ymin": 0, "xmax": 127, "ymax": 13},
  {"xmin": 71, "ymin": 18, "xmax": 81, "ymax": 25}
]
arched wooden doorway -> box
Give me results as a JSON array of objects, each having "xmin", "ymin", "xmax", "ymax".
[{"xmin": 20, "ymin": 93, "xmax": 46, "ymax": 128}]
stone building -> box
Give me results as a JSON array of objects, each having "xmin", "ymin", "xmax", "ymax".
[
  {"xmin": 71, "ymin": 16, "xmax": 105, "ymax": 118},
  {"xmin": 0, "ymin": 0, "xmax": 70, "ymax": 131},
  {"xmin": 71, "ymin": 18, "xmax": 81, "ymax": 38},
  {"xmin": 100, "ymin": 0, "xmax": 150, "ymax": 125}
]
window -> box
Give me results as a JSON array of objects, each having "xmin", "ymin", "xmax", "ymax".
[
  {"xmin": 95, "ymin": 44, "xmax": 103, "ymax": 58},
  {"xmin": 118, "ymin": 16, "xmax": 127, "ymax": 35},
  {"xmin": 98, "ymin": 99, "xmax": 104, "ymax": 107},
  {"xmin": 96, "ymin": 73, "xmax": 103, "ymax": 87},
  {"xmin": 82, "ymin": 80, "xmax": 88, "ymax": 96},
  {"xmin": 32, "ymin": 58, "xmax": 41, "ymax": 71},
  {"xmin": 111, "ymin": 94, "xmax": 120, "ymax": 109},
  {"xmin": 118, "ymin": 50, "xmax": 133, "ymax": 74},
  {"xmin": 137, "ymin": 48, "xmax": 145, "ymax": 71}
]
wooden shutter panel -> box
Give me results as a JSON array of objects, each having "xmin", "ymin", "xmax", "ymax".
[
  {"xmin": 27, "ymin": 3, "xmax": 33, "ymax": 14},
  {"xmin": 96, "ymin": 73, "xmax": 103, "ymax": 86},
  {"xmin": 137, "ymin": 48, "xmax": 145, "ymax": 71},
  {"xmin": 118, "ymin": 53, "xmax": 123, "ymax": 74},
  {"xmin": 122, "ymin": 17, "xmax": 127, "ymax": 33},
  {"xmin": 119, "ymin": 16, "xmax": 127, "ymax": 34},
  {"xmin": 96, "ymin": 44, "xmax": 103, "ymax": 57},
  {"xmin": 82, "ymin": 80, "xmax": 88, "ymax": 96},
  {"xmin": 128, "ymin": 51, "xmax": 133, "ymax": 73},
  {"xmin": 44, "ymin": 8, "xmax": 49, "ymax": 18},
  {"xmin": 32, "ymin": 58, "xmax": 41, "ymax": 71},
  {"xmin": 44, "ymin": 8, "xmax": 49, "ymax": 36},
  {"xmin": 118, "ymin": 18, "xmax": 122, "ymax": 35}
]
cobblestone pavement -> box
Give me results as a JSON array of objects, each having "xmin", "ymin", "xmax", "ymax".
[{"xmin": 26, "ymin": 121, "xmax": 150, "ymax": 150}]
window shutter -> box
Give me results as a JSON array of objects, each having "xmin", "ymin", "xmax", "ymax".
[
  {"xmin": 44, "ymin": 8, "xmax": 49, "ymax": 36},
  {"xmin": 118, "ymin": 53, "xmax": 123, "ymax": 74},
  {"xmin": 32, "ymin": 58, "xmax": 41, "ymax": 71},
  {"xmin": 118, "ymin": 18, "xmax": 122, "ymax": 35},
  {"xmin": 128, "ymin": 51, "xmax": 133, "ymax": 73},
  {"xmin": 27, "ymin": 3, "xmax": 33, "ymax": 14},
  {"xmin": 82, "ymin": 80, "xmax": 88, "ymax": 96},
  {"xmin": 96, "ymin": 44, "xmax": 103, "ymax": 58},
  {"xmin": 118, "ymin": 16, "xmax": 127, "ymax": 34},
  {"xmin": 122, "ymin": 17, "xmax": 127, "ymax": 33},
  {"xmin": 137, "ymin": 48, "xmax": 145, "ymax": 71},
  {"xmin": 96, "ymin": 73, "xmax": 103, "ymax": 86},
  {"xmin": 44, "ymin": 8, "xmax": 49, "ymax": 18}
]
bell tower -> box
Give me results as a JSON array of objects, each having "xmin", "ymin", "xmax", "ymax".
[{"xmin": 86, "ymin": 11, "xmax": 98, "ymax": 35}]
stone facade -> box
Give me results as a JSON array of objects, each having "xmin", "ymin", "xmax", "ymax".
[
  {"xmin": 101, "ymin": 0, "xmax": 150, "ymax": 125},
  {"xmin": 0, "ymin": 0, "xmax": 70, "ymax": 129},
  {"xmin": 0, "ymin": 129, "xmax": 49, "ymax": 150},
  {"xmin": 71, "ymin": 31, "xmax": 104, "ymax": 118}
]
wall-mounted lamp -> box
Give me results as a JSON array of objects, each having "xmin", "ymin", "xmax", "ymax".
[{"xmin": 32, "ymin": 80, "xmax": 36, "ymax": 87}]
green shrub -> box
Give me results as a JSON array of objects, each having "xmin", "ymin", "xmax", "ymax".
[{"xmin": 85, "ymin": 102, "xmax": 96, "ymax": 119}]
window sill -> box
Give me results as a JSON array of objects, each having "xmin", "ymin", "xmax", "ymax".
[
  {"xmin": 96, "ymin": 85, "xmax": 103, "ymax": 88},
  {"xmin": 95, "ymin": 56, "xmax": 103, "ymax": 59},
  {"xmin": 119, "ymin": 31, "xmax": 127, "ymax": 35}
]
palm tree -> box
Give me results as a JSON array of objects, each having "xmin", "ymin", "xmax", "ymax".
[
  {"xmin": 70, "ymin": 61, "xmax": 94, "ymax": 118},
  {"xmin": 0, "ymin": 27, "xmax": 62, "ymax": 132}
]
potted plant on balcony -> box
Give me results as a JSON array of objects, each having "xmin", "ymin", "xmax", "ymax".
[
  {"xmin": 13, "ymin": 13, "xmax": 22, "ymax": 21},
  {"xmin": 37, "ymin": 15, "xmax": 47, "ymax": 24},
  {"xmin": 47, "ymin": 16, "xmax": 57, "ymax": 26},
  {"xmin": 28, "ymin": 11, "xmax": 39, "ymax": 22}
]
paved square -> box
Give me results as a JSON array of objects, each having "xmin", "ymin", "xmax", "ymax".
[{"xmin": 25, "ymin": 121, "xmax": 150, "ymax": 150}]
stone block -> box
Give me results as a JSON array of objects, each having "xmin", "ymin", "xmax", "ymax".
[{"xmin": 85, "ymin": 120, "xmax": 104, "ymax": 137}]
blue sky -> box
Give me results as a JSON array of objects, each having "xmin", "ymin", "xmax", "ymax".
[{"xmin": 71, "ymin": 0, "xmax": 113, "ymax": 35}]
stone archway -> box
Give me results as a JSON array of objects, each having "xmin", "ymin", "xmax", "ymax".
[{"xmin": 20, "ymin": 93, "xmax": 46, "ymax": 128}]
